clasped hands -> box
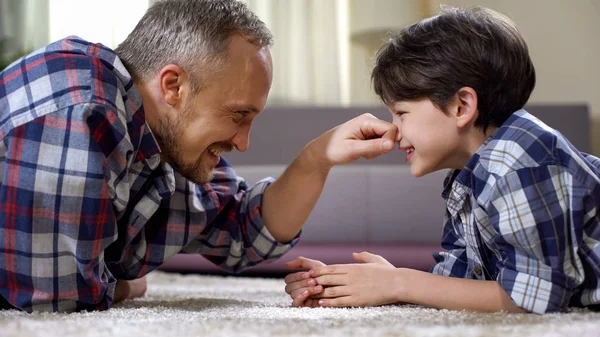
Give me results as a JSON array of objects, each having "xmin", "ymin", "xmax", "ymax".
[{"xmin": 283, "ymin": 252, "xmax": 399, "ymax": 308}]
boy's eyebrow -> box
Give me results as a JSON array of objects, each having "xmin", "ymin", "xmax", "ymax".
[{"xmin": 391, "ymin": 107, "xmax": 410, "ymax": 114}]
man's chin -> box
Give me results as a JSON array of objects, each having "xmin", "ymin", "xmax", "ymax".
[
  {"xmin": 197, "ymin": 172, "xmax": 214, "ymax": 185},
  {"xmin": 170, "ymin": 161, "xmax": 215, "ymax": 185},
  {"xmin": 185, "ymin": 169, "xmax": 214, "ymax": 185}
]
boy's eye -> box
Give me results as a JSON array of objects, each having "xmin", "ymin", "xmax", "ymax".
[{"xmin": 395, "ymin": 111, "xmax": 407, "ymax": 116}]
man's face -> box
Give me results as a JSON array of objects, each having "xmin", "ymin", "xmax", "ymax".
[{"xmin": 154, "ymin": 36, "xmax": 273, "ymax": 184}]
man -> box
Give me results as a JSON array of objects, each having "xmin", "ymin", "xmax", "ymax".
[{"xmin": 0, "ymin": 0, "xmax": 397, "ymax": 312}]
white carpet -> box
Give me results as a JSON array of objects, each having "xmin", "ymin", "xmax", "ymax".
[{"xmin": 2, "ymin": 271, "xmax": 600, "ymax": 337}]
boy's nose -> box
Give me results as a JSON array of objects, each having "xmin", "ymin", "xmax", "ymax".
[{"xmin": 395, "ymin": 129, "xmax": 403, "ymax": 143}]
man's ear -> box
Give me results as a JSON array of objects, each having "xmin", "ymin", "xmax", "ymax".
[
  {"xmin": 454, "ymin": 87, "xmax": 478, "ymax": 128},
  {"xmin": 158, "ymin": 64, "xmax": 189, "ymax": 108}
]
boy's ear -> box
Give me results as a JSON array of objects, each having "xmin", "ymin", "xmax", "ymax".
[
  {"xmin": 453, "ymin": 87, "xmax": 478, "ymax": 128},
  {"xmin": 158, "ymin": 64, "xmax": 189, "ymax": 108}
]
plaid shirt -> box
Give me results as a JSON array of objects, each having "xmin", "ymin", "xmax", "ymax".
[
  {"xmin": 0, "ymin": 37, "xmax": 297, "ymax": 313},
  {"xmin": 431, "ymin": 109, "xmax": 600, "ymax": 314}
]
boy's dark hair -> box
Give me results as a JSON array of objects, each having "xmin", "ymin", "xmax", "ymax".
[{"xmin": 372, "ymin": 6, "xmax": 536, "ymax": 131}]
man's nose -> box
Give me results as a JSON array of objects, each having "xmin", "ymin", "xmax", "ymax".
[{"xmin": 232, "ymin": 124, "xmax": 251, "ymax": 152}]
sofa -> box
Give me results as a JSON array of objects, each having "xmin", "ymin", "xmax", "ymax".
[{"xmin": 159, "ymin": 104, "xmax": 591, "ymax": 275}]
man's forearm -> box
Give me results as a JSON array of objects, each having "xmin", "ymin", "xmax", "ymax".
[
  {"xmin": 261, "ymin": 142, "xmax": 330, "ymax": 243},
  {"xmin": 397, "ymin": 268, "xmax": 526, "ymax": 313}
]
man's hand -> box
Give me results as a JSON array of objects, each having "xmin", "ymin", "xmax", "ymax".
[
  {"xmin": 307, "ymin": 113, "xmax": 398, "ymax": 168},
  {"xmin": 261, "ymin": 114, "xmax": 397, "ymax": 243},
  {"xmin": 307, "ymin": 252, "xmax": 399, "ymax": 307},
  {"xmin": 114, "ymin": 276, "xmax": 147, "ymax": 304},
  {"xmin": 284, "ymin": 256, "xmax": 327, "ymax": 307}
]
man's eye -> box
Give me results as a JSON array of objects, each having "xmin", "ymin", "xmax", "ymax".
[{"xmin": 233, "ymin": 111, "xmax": 247, "ymax": 122}]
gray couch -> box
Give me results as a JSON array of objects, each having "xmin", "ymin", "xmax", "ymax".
[{"xmin": 160, "ymin": 104, "xmax": 590, "ymax": 274}]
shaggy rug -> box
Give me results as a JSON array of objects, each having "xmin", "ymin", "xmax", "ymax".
[{"xmin": 1, "ymin": 271, "xmax": 599, "ymax": 337}]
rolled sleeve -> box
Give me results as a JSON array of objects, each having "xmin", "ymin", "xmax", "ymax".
[
  {"xmin": 180, "ymin": 163, "xmax": 300, "ymax": 274},
  {"xmin": 497, "ymin": 267, "xmax": 571, "ymax": 313},
  {"xmin": 222, "ymin": 177, "xmax": 300, "ymax": 270}
]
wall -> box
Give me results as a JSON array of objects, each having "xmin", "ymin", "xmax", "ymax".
[{"xmin": 349, "ymin": 0, "xmax": 426, "ymax": 106}]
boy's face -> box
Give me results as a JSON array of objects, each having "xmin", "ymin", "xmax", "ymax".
[{"xmin": 387, "ymin": 98, "xmax": 465, "ymax": 177}]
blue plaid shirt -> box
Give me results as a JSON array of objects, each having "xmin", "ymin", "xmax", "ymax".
[
  {"xmin": 432, "ymin": 110, "xmax": 600, "ymax": 314},
  {"xmin": 0, "ymin": 37, "xmax": 297, "ymax": 313}
]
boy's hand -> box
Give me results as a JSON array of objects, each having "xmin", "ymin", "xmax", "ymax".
[
  {"xmin": 284, "ymin": 256, "xmax": 327, "ymax": 307},
  {"xmin": 308, "ymin": 252, "xmax": 398, "ymax": 307}
]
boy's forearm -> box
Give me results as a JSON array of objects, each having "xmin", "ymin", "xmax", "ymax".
[{"xmin": 396, "ymin": 268, "xmax": 526, "ymax": 313}]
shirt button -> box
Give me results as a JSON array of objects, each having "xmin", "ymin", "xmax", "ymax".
[{"xmin": 474, "ymin": 266, "xmax": 482, "ymax": 277}]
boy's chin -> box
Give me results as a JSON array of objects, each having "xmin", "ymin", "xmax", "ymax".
[
  {"xmin": 410, "ymin": 164, "xmax": 437, "ymax": 178},
  {"xmin": 410, "ymin": 166, "xmax": 426, "ymax": 177}
]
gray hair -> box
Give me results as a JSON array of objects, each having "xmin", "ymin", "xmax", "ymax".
[{"xmin": 115, "ymin": 0, "xmax": 273, "ymax": 92}]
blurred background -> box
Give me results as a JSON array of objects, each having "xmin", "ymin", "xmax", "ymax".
[{"xmin": 1, "ymin": 0, "xmax": 599, "ymax": 152}]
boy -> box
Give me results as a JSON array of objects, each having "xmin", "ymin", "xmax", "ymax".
[{"xmin": 283, "ymin": 6, "xmax": 600, "ymax": 314}]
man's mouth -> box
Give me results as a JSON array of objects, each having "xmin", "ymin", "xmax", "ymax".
[
  {"xmin": 207, "ymin": 144, "xmax": 233, "ymax": 159},
  {"xmin": 208, "ymin": 146, "xmax": 223, "ymax": 158}
]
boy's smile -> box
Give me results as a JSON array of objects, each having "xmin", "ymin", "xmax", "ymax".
[
  {"xmin": 388, "ymin": 93, "xmax": 491, "ymax": 177},
  {"xmin": 398, "ymin": 144, "xmax": 415, "ymax": 163}
]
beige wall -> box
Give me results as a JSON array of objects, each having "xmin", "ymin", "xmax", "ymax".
[
  {"xmin": 349, "ymin": 0, "xmax": 426, "ymax": 106},
  {"xmin": 349, "ymin": 0, "xmax": 600, "ymax": 154}
]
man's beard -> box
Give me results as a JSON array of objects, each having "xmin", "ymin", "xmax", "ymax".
[{"xmin": 152, "ymin": 113, "xmax": 215, "ymax": 185}]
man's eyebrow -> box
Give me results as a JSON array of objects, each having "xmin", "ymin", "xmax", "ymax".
[{"xmin": 234, "ymin": 105, "xmax": 260, "ymax": 114}]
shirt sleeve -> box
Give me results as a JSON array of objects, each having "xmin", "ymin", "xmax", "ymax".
[
  {"xmin": 0, "ymin": 103, "xmax": 130, "ymax": 312},
  {"xmin": 176, "ymin": 161, "xmax": 300, "ymax": 274},
  {"xmin": 486, "ymin": 165, "xmax": 588, "ymax": 314},
  {"xmin": 431, "ymin": 208, "xmax": 470, "ymax": 278}
]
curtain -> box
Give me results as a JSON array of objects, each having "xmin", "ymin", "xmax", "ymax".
[
  {"xmin": 0, "ymin": 0, "xmax": 49, "ymax": 63},
  {"xmin": 245, "ymin": 0, "xmax": 350, "ymax": 106},
  {"xmin": 48, "ymin": 0, "xmax": 150, "ymax": 49}
]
